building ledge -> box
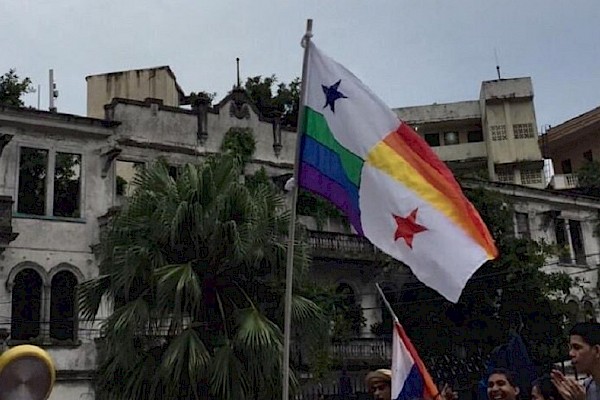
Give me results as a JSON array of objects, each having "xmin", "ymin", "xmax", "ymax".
[{"xmin": 13, "ymin": 213, "xmax": 86, "ymax": 224}]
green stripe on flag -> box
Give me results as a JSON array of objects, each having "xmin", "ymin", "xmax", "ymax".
[{"xmin": 304, "ymin": 107, "xmax": 364, "ymax": 186}]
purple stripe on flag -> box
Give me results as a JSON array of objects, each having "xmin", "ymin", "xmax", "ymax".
[{"xmin": 299, "ymin": 162, "xmax": 363, "ymax": 235}]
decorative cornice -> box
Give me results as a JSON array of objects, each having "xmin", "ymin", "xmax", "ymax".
[{"xmin": 0, "ymin": 104, "xmax": 119, "ymax": 128}]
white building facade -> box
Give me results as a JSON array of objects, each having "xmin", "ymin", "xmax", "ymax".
[{"xmin": 0, "ymin": 68, "xmax": 598, "ymax": 398}]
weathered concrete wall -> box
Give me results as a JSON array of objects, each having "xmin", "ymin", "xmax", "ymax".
[
  {"xmin": 87, "ymin": 67, "xmax": 182, "ymax": 119},
  {"xmin": 549, "ymin": 130, "xmax": 600, "ymax": 174},
  {"xmin": 108, "ymin": 99, "xmax": 296, "ymax": 178},
  {"xmin": 0, "ymin": 109, "xmax": 113, "ymax": 399},
  {"xmin": 480, "ymin": 77, "xmax": 534, "ymax": 101},
  {"xmin": 395, "ymin": 100, "xmax": 481, "ymax": 124},
  {"xmin": 479, "ymin": 181, "xmax": 600, "ymax": 313}
]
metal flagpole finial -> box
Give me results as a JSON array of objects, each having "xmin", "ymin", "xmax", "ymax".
[{"xmin": 301, "ymin": 19, "xmax": 313, "ymax": 48}]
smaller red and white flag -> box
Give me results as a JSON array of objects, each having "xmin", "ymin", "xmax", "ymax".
[{"xmin": 392, "ymin": 322, "xmax": 438, "ymax": 400}]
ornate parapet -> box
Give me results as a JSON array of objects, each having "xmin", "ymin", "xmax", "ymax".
[{"xmin": 0, "ymin": 196, "xmax": 18, "ymax": 254}]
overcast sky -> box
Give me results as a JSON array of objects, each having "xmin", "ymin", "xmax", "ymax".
[{"xmin": 2, "ymin": 1, "xmax": 599, "ymax": 129}]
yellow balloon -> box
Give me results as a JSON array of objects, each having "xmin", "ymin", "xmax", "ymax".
[{"xmin": 0, "ymin": 345, "xmax": 56, "ymax": 400}]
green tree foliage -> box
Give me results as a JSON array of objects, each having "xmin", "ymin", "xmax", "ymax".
[
  {"xmin": 297, "ymin": 189, "xmax": 347, "ymax": 230},
  {"xmin": 382, "ymin": 187, "xmax": 573, "ymax": 368},
  {"xmin": 245, "ymin": 167, "xmax": 272, "ymax": 191},
  {"xmin": 53, "ymin": 153, "xmax": 81, "ymax": 217},
  {"xmin": 220, "ymin": 127, "xmax": 256, "ymax": 167},
  {"xmin": 244, "ymin": 75, "xmax": 300, "ymax": 127},
  {"xmin": 79, "ymin": 155, "xmax": 325, "ymax": 400},
  {"xmin": 188, "ymin": 91, "xmax": 217, "ymax": 106},
  {"xmin": 0, "ymin": 69, "xmax": 34, "ymax": 107},
  {"xmin": 576, "ymin": 161, "xmax": 600, "ymax": 192},
  {"xmin": 244, "ymin": 75, "xmax": 348, "ymax": 227},
  {"xmin": 17, "ymin": 148, "xmax": 48, "ymax": 215}
]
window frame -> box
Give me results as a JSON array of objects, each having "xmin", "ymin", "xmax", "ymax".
[
  {"xmin": 7, "ymin": 262, "xmax": 83, "ymax": 346},
  {"xmin": 490, "ymin": 125, "xmax": 508, "ymax": 141},
  {"xmin": 443, "ymin": 131, "xmax": 460, "ymax": 146},
  {"xmin": 14, "ymin": 142, "xmax": 86, "ymax": 222},
  {"xmin": 49, "ymin": 270, "xmax": 79, "ymax": 341},
  {"xmin": 423, "ymin": 133, "xmax": 441, "ymax": 147},
  {"xmin": 10, "ymin": 268, "xmax": 44, "ymax": 341},
  {"xmin": 467, "ymin": 130, "xmax": 484, "ymax": 143},
  {"xmin": 520, "ymin": 169, "xmax": 543, "ymax": 185},
  {"xmin": 513, "ymin": 123, "xmax": 535, "ymax": 139},
  {"xmin": 113, "ymin": 158, "xmax": 147, "ymax": 202},
  {"xmin": 496, "ymin": 169, "xmax": 514, "ymax": 183},
  {"xmin": 561, "ymin": 159, "xmax": 573, "ymax": 174}
]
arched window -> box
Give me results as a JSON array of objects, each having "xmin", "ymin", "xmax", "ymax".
[
  {"xmin": 11, "ymin": 269, "xmax": 43, "ymax": 340},
  {"xmin": 50, "ymin": 271, "xmax": 78, "ymax": 341}
]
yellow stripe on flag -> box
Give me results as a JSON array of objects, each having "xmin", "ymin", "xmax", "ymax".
[{"xmin": 366, "ymin": 140, "xmax": 496, "ymax": 258}]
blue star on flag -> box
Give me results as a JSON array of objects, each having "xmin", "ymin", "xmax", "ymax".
[{"xmin": 322, "ymin": 80, "xmax": 347, "ymax": 113}]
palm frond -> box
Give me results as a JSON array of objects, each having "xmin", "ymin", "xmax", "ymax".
[
  {"xmin": 78, "ymin": 274, "xmax": 111, "ymax": 322},
  {"xmin": 154, "ymin": 262, "xmax": 203, "ymax": 320},
  {"xmin": 158, "ymin": 328, "xmax": 211, "ymax": 399},
  {"xmin": 210, "ymin": 341, "xmax": 249, "ymax": 400},
  {"xmin": 93, "ymin": 154, "xmax": 324, "ymax": 399}
]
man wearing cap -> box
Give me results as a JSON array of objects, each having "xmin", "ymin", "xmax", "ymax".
[{"xmin": 366, "ymin": 369, "xmax": 392, "ymax": 400}]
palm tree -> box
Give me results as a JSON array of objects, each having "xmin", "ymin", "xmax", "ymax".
[{"xmin": 79, "ymin": 155, "xmax": 323, "ymax": 400}]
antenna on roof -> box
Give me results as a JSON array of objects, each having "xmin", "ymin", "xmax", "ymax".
[
  {"xmin": 494, "ymin": 48, "xmax": 501, "ymax": 80},
  {"xmin": 236, "ymin": 57, "xmax": 241, "ymax": 88},
  {"xmin": 48, "ymin": 69, "xmax": 59, "ymax": 112}
]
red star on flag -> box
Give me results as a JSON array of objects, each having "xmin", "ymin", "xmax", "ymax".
[{"xmin": 393, "ymin": 208, "xmax": 428, "ymax": 249}]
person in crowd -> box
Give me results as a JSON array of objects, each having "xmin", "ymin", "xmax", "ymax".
[
  {"xmin": 552, "ymin": 322, "xmax": 600, "ymax": 400},
  {"xmin": 532, "ymin": 374, "xmax": 565, "ymax": 400},
  {"xmin": 365, "ymin": 368, "xmax": 458, "ymax": 400},
  {"xmin": 487, "ymin": 368, "xmax": 521, "ymax": 400},
  {"xmin": 366, "ymin": 369, "xmax": 392, "ymax": 400}
]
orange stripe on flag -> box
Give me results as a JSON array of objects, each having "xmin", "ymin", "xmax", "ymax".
[
  {"xmin": 392, "ymin": 123, "xmax": 496, "ymax": 255},
  {"xmin": 377, "ymin": 124, "xmax": 497, "ymax": 258}
]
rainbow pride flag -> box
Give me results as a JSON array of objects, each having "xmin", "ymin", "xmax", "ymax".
[{"xmin": 298, "ymin": 42, "xmax": 498, "ymax": 302}]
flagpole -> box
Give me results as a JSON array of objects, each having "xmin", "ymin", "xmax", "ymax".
[
  {"xmin": 375, "ymin": 282, "xmax": 399, "ymax": 324},
  {"xmin": 282, "ymin": 18, "xmax": 313, "ymax": 400}
]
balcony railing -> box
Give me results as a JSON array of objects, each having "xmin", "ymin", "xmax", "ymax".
[
  {"xmin": 330, "ymin": 338, "xmax": 392, "ymax": 361},
  {"xmin": 96, "ymin": 210, "xmax": 378, "ymax": 260},
  {"xmin": 550, "ymin": 174, "xmax": 579, "ymax": 190},
  {"xmin": 292, "ymin": 337, "xmax": 392, "ymax": 368},
  {"xmin": 307, "ymin": 230, "xmax": 377, "ymax": 260}
]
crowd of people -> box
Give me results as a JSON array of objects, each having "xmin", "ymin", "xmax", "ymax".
[{"xmin": 364, "ymin": 322, "xmax": 600, "ymax": 400}]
